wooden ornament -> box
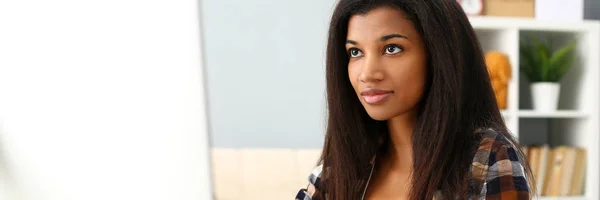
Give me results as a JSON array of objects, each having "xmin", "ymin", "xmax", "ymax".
[{"xmin": 484, "ymin": 51, "xmax": 511, "ymax": 109}]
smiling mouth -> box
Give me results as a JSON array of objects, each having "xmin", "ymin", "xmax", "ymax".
[{"xmin": 361, "ymin": 88, "xmax": 393, "ymax": 105}]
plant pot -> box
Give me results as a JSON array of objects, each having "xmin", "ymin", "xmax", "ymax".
[{"xmin": 531, "ymin": 82, "xmax": 560, "ymax": 111}]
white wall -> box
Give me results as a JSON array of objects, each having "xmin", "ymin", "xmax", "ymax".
[
  {"xmin": 0, "ymin": 0, "xmax": 212, "ymax": 199},
  {"xmin": 202, "ymin": 0, "xmax": 335, "ymax": 148}
]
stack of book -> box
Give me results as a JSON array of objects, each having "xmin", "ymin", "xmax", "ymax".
[{"xmin": 522, "ymin": 145, "xmax": 587, "ymax": 196}]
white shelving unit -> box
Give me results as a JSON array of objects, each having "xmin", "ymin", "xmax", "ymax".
[{"xmin": 469, "ymin": 16, "xmax": 600, "ymax": 200}]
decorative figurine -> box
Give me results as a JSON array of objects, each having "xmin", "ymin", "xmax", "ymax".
[{"xmin": 485, "ymin": 51, "xmax": 511, "ymax": 109}]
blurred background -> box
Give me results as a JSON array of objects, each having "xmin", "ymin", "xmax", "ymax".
[{"xmin": 0, "ymin": 0, "xmax": 599, "ymax": 200}]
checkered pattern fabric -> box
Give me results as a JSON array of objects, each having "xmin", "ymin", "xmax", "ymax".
[
  {"xmin": 470, "ymin": 129, "xmax": 530, "ymax": 199},
  {"xmin": 295, "ymin": 128, "xmax": 530, "ymax": 200}
]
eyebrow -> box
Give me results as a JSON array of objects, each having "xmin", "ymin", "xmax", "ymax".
[
  {"xmin": 346, "ymin": 33, "xmax": 409, "ymax": 45},
  {"xmin": 381, "ymin": 34, "xmax": 408, "ymax": 41}
]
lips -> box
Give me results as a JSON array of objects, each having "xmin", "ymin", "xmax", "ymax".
[{"xmin": 360, "ymin": 88, "xmax": 393, "ymax": 104}]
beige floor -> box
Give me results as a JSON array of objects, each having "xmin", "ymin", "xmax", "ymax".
[{"xmin": 211, "ymin": 148, "xmax": 321, "ymax": 200}]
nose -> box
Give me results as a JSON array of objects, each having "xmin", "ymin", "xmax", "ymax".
[{"xmin": 359, "ymin": 55, "xmax": 384, "ymax": 83}]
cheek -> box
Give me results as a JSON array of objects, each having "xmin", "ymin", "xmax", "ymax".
[
  {"xmin": 389, "ymin": 59, "xmax": 427, "ymax": 99},
  {"xmin": 347, "ymin": 62, "xmax": 360, "ymax": 91}
]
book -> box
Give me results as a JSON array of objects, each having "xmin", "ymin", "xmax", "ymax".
[
  {"xmin": 537, "ymin": 145, "xmax": 549, "ymax": 194},
  {"xmin": 517, "ymin": 145, "xmax": 586, "ymax": 197},
  {"xmin": 559, "ymin": 147, "xmax": 577, "ymax": 195},
  {"xmin": 529, "ymin": 146, "xmax": 540, "ymax": 188},
  {"xmin": 542, "ymin": 146, "xmax": 567, "ymax": 196},
  {"xmin": 570, "ymin": 148, "xmax": 587, "ymax": 195}
]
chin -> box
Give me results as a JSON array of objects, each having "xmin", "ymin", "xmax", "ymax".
[
  {"xmin": 364, "ymin": 108, "xmax": 397, "ymax": 121},
  {"xmin": 362, "ymin": 102, "xmax": 418, "ymax": 121}
]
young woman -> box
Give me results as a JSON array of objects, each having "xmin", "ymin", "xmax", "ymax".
[{"xmin": 296, "ymin": 0, "xmax": 533, "ymax": 199}]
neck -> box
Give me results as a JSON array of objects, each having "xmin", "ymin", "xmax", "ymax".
[{"xmin": 383, "ymin": 110, "xmax": 417, "ymax": 172}]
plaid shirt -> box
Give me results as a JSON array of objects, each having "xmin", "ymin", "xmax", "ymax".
[{"xmin": 295, "ymin": 128, "xmax": 530, "ymax": 200}]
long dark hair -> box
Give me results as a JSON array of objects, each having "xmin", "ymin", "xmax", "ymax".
[{"xmin": 320, "ymin": 0, "xmax": 533, "ymax": 199}]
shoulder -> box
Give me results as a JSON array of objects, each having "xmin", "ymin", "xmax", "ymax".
[
  {"xmin": 296, "ymin": 165, "xmax": 325, "ymax": 200},
  {"xmin": 469, "ymin": 128, "xmax": 530, "ymax": 199}
]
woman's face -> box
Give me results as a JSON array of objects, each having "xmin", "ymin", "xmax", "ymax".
[{"xmin": 346, "ymin": 6, "xmax": 428, "ymax": 121}]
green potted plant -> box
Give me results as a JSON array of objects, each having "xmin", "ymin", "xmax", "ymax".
[{"xmin": 520, "ymin": 37, "xmax": 577, "ymax": 111}]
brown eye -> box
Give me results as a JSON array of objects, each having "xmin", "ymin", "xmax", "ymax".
[
  {"xmin": 384, "ymin": 44, "xmax": 403, "ymax": 55},
  {"xmin": 349, "ymin": 48, "xmax": 363, "ymax": 58}
]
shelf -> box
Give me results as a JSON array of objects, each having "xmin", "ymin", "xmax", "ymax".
[
  {"xmin": 468, "ymin": 16, "xmax": 599, "ymax": 32},
  {"xmin": 470, "ymin": 16, "xmax": 599, "ymax": 200},
  {"xmin": 538, "ymin": 196, "xmax": 586, "ymax": 200},
  {"xmin": 518, "ymin": 110, "xmax": 588, "ymax": 118},
  {"xmin": 499, "ymin": 110, "xmax": 587, "ymax": 118}
]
